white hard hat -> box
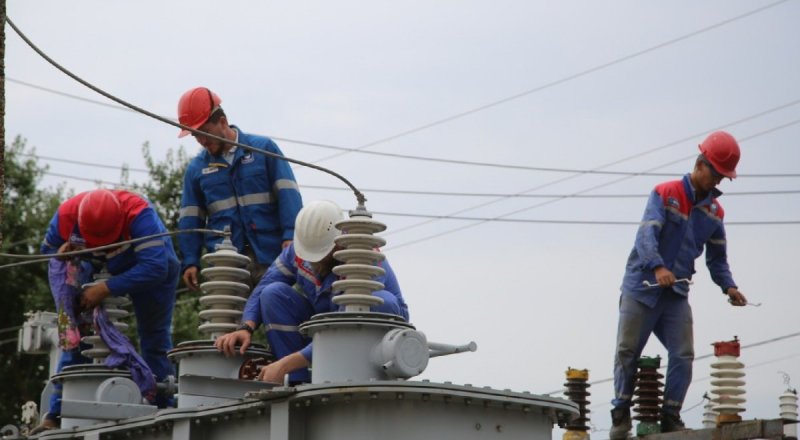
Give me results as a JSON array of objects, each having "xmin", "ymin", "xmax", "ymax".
[{"xmin": 294, "ymin": 200, "xmax": 343, "ymax": 262}]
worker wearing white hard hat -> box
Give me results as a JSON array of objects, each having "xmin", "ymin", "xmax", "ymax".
[{"xmin": 215, "ymin": 200, "xmax": 408, "ymax": 384}]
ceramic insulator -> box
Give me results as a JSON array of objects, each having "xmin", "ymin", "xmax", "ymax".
[
  {"xmin": 779, "ymin": 388, "xmax": 798, "ymax": 439},
  {"xmin": 81, "ymin": 269, "xmax": 131, "ymax": 363},
  {"xmin": 702, "ymin": 399, "xmax": 718, "ymax": 428},
  {"xmin": 710, "ymin": 354, "xmax": 747, "ymax": 417},
  {"xmin": 331, "ymin": 209, "xmax": 388, "ymax": 312},
  {"xmin": 198, "ymin": 236, "xmax": 252, "ymax": 339}
]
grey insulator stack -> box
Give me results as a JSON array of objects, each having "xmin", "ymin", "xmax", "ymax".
[
  {"xmin": 198, "ymin": 236, "xmax": 252, "ymax": 339},
  {"xmin": 80, "ymin": 271, "xmax": 131, "ymax": 363},
  {"xmin": 702, "ymin": 397, "xmax": 718, "ymax": 428},
  {"xmin": 780, "ymin": 388, "xmax": 798, "ymax": 439},
  {"xmin": 330, "ymin": 211, "xmax": 388, "ymax": 311}
]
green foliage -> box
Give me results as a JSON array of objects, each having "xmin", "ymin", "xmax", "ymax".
[
  {"xmin": 0, "ymin": 136, "xmax": 68, "ymax": 424},
  {"xmin": 126, "ymin": 143, "xmax": 205, "ymax": 343}
]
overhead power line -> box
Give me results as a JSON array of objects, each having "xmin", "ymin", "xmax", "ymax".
[
  {"xmin": 307, "ymin": 0, "xmax": 792, "ymax": 164},
  {"xmin": 373, "ymin": 211, "xmax": 800, "ymax": 226},
  {"xmin": 385, "ymin": 117, "xmax": 800, "ymax": 249},
  {"xmin": 304, "ymin": 183, "xmax": 800, "ymax": 199}
]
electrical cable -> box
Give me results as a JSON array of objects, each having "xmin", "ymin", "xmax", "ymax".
[
  {"xmin": 5, "ymin": 17, "xmax": 366, "ymax": 206},
  {"xmin": 0, "ymin": 228, "xmax": 225, "ymax": 270},
  {"xmin": 371, "ymin": 211, "xmax": 800, "ymax": 226},
  {"xmin": 10, "ymin": 76, "xmax": 800, "ymax": 178},
  {"xmin": 306, "ymin": 0, "xmax": 792, "ymax": 164},
  {"xmin": 303, "ymin": 183, "xmax": 800, "ymax": 199},
  {"xmin": 385, "ymin": 117, "xmax": 800, "ymax": 249}
]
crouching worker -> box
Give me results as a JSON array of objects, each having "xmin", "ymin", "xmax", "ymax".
[
  {"xmin": 215, "ymin": 200, "xmax": 409, "ymax": 384},
  {"xmin": 36, "ymin": 189, "xmax": 179, "ymax": 431}
]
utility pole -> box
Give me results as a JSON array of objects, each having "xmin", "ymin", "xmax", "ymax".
[{"xmin": 0, "ymin": 0, "xmax": 5, "ymax": 249}]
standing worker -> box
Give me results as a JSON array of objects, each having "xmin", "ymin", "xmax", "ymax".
[
  {"xmin": 37, "ymin": 189, "xmax": 179, "ymax": 431},
  {"xmin": 214, "ymin": 200, "xmax": 409, "ymax": 384},
  {"xmin": 610, "ymin": 131, "xmax": 749, "ymax": 439},
  {"xmin": 177, "ymin": 87, "xmax": 303, "ymax": 288}
]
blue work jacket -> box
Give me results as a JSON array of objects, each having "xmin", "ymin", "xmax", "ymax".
[
  {"xmin": 621, "ymin": 174, "xmax": 737, "ymax": 307},
  {"xmin": 41, "ymin": 190, "xmax": 179, "ymax": 296},
  {"xmin": 178, "ymin": 126, "xmax": 303, "ymax": 270},
  {"xmin": 242, "ymin": 243, "xmax": 407, "ymax": 325}
]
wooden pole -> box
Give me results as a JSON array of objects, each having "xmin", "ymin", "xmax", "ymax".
[{"xmin": 0, "ymin": 0, "xmax": 6, "ymax": 248}]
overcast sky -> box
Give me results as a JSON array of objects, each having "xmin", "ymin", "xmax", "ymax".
[{"xmin": 6, "ymin": 1, "xmax": 800, "ymax": 437}]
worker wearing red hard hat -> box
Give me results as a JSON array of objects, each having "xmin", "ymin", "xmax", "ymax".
[
  {"xmin": 609, "ymin": 131, "xmax": 748, "ymax": 439},
  {"xmin": 176, "ymin": 87, "xmax": 302, "ymax": 289},
  {"xmin": 40, "ymin": 189, "xmax": 179, "ymax": 426}
]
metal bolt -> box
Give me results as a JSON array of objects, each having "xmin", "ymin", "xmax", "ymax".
[
  {"xmin": 522, "ymin": 405, "xmax": 531, "ymax": 413},
  {"xmin": 370, "ymin": 393, "xmax": 378, "ymax": 400},
  {"xmin": 464, "ymin": 398, "xmax": 472, "ymax": 406},
  {"xmin": 475, "ymin": 423, "xmax": 482, "ymax": 430},
  {"xmin": 396, "ymin": 393, "xmax": 404, "ymax": 400},
  {"xmin": 321, "ymin": 396, "xmax": 330, "ymax": 404},
  {"xmin": 304, "ymin": 399, "xmax": 312, "ymax": 407},
  {"xmin": 496, "ymin": 425, "xmax": 503, "ymax": 433},
  {"xmin": 194, "ymin": 419, "xmax": 201, "ymax": 425}
]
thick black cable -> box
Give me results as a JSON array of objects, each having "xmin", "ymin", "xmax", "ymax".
[
  {"xmin": 10, "ymin": 77, "xmax": 800, "ymax": 178},
  {"xmin": 5, "ymin": 17, "xmax": 366, "ymax": 206}
]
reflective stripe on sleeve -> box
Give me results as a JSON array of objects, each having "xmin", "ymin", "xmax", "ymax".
[
  {"xmin": 708, "ymin": 238, "xmax": 727, "ymax": 245},
  {"xmin": 273, "ymin": 179, "xmax": 299, "ymax": 191},
  {"xmin": 274, "ymin": 259, "xmax": 294, "ymax": 277},
  {"xmin": 134, "ymin": 240, "xmax": 165, "ymax": 252},
  {"xmin": 179, "ymin": 206, "xmax": 205, "ymax": 219},
  {"xmin": 266, "ymin": 323, "xmax": 299, "ymax": 332},
  {"xmin": 639, "ymin": 220, "xmax": 663, "ymax": 228}
]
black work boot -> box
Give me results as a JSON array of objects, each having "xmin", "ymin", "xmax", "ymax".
[
  {"xmin": 610, "ymin": 407, "xmax": 632, "ymax": 440},
  {"xmin": 660, "ymin": 411, "xmax": 688, "ymax": 433}
]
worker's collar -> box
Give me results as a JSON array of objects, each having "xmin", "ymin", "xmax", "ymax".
[
  {"xmin": 684, "ymin": 173, "xmax": 722, "ymax": 206},
  {"xmin": 222, "ymin": 128, "xmax": 239, "ymax": 164}
]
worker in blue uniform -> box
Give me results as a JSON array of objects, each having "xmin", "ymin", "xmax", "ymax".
[
  {"xmin": 214, "ymin": 200, "xmax": 409, "ymax": 384},
  {"xmin": 35, "ymin": 189, "xmax": 179, "ymax": 431},
  {"xmin": 176, "ymin": 87, "xmax": 302, "ymax": 289},
  {"xmin": 610, "ymin": 131, "xmax": 749, "ymax": 439}
]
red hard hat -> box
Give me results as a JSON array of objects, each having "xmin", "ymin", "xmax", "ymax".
[
  {"xmin": 177, "ymin": 87, "xmax": 222, "ymax": 138},
  {"xmin": 78, "ymin": 189, "xmax": 125, "ymax": 248},
  {"xmin": 698, "ymin": 130, "xmax": 740, "ymax": 179}
]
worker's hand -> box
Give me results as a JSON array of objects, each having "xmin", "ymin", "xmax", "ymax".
[
  {"xmin": 281, "ymin": 240, "xmax": 292, "ymax": 249},
  {"xmin": 654, "ymin": 266, "xmax": 676, "ymax": 287},
  {"xmin": 80, "ymin": 282, "xmax": 111, "ymax": 309},
  {"xmin": 726, "ymin": 287, "xmax": 747, "ymax": 307},
  {"xmin": 214, "ymin": 330, "xmax": 252, "ymax": 357},
  {"xmin": 56, "ymin": 242, "xmax": 76, "ymax": 261},
  {"xmin": 258, "ymin": 358, "xmax": 288, "ymax": 384},
  {"xmin": 182, "ymin": 266, "xmax": 200, "ymax": 291}
]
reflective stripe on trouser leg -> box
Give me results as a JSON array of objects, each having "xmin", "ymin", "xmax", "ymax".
[
  {"xmin": 612, "ymin": 294, "xmax": 659, "ymax": 409},
  {"xmin": 260, "ymin": 283, "xmax": 315, "ymax": 383},
  {"xmin": 653, "ymin": 292, "xmax": 694, "ymax": 413}
]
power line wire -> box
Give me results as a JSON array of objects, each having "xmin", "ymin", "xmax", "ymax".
[
  {"xmin": 306, "ymin": 0, "xmax": 792, "ymax": 164},
  {"xmin": 372, "ymin": 211, "xmax": 800, "ymax": 226},
  {"xmin": 304, "ymin": 183, "xmax": 800, "ymax": 199},
  {"xmin": 5, "ymin": 18, "xmax": 366, "ymax": 206},
  {"xmin": 385, "ymin": 118, "xmax": 800, "ymax": 249}
]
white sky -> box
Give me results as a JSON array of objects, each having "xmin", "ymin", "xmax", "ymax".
[{"xmin": 6, "ymin": 1, "xmax": 800, "ymax": 437}]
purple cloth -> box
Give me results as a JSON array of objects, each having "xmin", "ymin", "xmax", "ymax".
[
  {"xmin": 48, "ymin": 259, "xmax": 92, "ymax": 350},
  {"xmin": 94, "ymin": 308, "xmax": 157, "ymax": 403},
  {"xmin": 48, "ymin": 259, "xmax": 157, "ymax": 403}
]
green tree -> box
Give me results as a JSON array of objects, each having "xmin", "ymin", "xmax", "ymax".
[{"xmin": 0, "ymin": 136, "xmax": 67, "ymax": 424}]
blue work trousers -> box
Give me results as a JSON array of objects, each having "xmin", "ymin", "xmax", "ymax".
[
  {"xmin": 612, "ymin": 290, "xmax": 694, "ymax": 414},
  {"xmin": 260, "ymin": 283, "xmax": 407, "ymax": 383}
]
